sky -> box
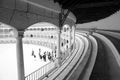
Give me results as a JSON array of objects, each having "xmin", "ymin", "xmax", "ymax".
[{"xmin": 77, "ymin": 10, "xmax": 120, "ymax": 30}]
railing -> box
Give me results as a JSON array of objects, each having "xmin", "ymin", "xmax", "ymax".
[{"xmin": 25, "ymin": 62, "xmax": 56, "ymax": 80}]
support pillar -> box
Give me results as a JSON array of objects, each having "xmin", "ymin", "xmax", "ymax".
[
  {"xmin": 55, "ymin": 29, "xmax": 62, "ymax": 67},
  {"xmin": 16, "ymin": 31, "xmax": 25, "ymax": 80},
  {"xmin": 55, "ymin": 8, "xmax": 70, "ymax": 67},
  {"xmin": 55, "ymin": 11, "xmax": 62, "ymax": 67}
]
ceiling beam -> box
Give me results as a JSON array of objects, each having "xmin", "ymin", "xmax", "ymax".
[{"xmin": 72, "ymin": 1, "xmax": 120, "ymax": 10}]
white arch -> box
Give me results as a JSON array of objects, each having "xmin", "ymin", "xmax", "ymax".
[
  {"xmin": 26, "ymin": 22, "xmax": 59, "ymax": 30},
  {"xmin": 24, "ymin": 22, "xmax": 58, "ymax": 50}
]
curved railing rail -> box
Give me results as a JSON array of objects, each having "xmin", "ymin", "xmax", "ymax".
[{"xmin": 25, "ymin": 62, "xmax": 56, "ymax": 80}]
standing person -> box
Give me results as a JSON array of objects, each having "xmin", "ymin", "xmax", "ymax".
[
  {"xmin": 32, "ymin": 49, "xmax": 34, "ymax": 56},
  {"xmin": 39, "ymin": 48, "xmax": 42, "ymax": 60},
  {"xmin": 32, "ymin": 49, "xmax": 36, "ymax": 58},
  {"xmin": 43, "ymin": 52, "xmax": 46, "ymax": 62},
  {"xmin": 54, "ymin": 50, "xmax": 56, "ymax": 58},
  {"xmin": 32, "ymin": 49, "xmax": 36, "ymax": 59},
  {"xmin": 48, "ymin": 52, "xmax": 51, "ymax": 61},
  {"xmin": 39, "ymin": 48, "xmax": 41, "ymax": 53}
]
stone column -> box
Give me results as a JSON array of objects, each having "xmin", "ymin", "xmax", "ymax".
[
  {"xmin": 16, "ymin": 31, "xmax": 25, "ymax": 80},
  {"xmin": 55, "ymin": 29, "xmax": 62, "ymax": 67},
  {"xmin": 55, "ymin": 9, "xmax": 70, "ymax": 67}
]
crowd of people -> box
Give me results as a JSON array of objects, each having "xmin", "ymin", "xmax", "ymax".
[{"xmin": 31, "ymin": 48, "xmax": 56, "ymax": 62}]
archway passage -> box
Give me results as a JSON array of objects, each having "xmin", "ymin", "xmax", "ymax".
[
  {"xmin": 24, "ymin": 22, "xmax": 59, "ymax": 49},
  {"xmin": 23, "ymin": 22, "xmax": 59, "ymax": 77},
  {"xmin": 0, "ymin": 22, "xmax": 59, "ymax": 79}
]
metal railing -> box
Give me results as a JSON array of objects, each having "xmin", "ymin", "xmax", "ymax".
[{"xmin": 25, "ymin": 62, "xmax": 56, "ymax": 80}]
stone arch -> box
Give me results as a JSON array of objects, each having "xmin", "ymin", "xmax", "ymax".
[
  {"xmin": 24, "ymin": 22, "xmax": 59, "ymax": 50},
  {"xmin": 26, "ymin": 22, "xmax": 59, "ymax": 30}
]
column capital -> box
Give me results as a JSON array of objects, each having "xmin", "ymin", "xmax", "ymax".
[{"xmin": 17, "ymin": 30, "xmax": 24, "ymax": 38}]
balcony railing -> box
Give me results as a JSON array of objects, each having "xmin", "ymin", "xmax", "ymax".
[{"xmin": 25, "ymin": 62, "xmax": 56, "ymax": 80}]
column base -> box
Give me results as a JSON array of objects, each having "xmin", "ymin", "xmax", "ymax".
[{"xmin": 55, "ymin": 57, "xmax": 62, "ymax": 68}]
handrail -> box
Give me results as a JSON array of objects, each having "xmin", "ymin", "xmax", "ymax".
[
  {"xmin": 25, "ymin": 62, "xmax": 56, "ymax": 80},
  {"xmin": 45, "ymin": 38, "xmax": 81, "ymax": 80},
  {"xmin": 42, "ymin": 41, "xmax": 77, "ymax": 80},
  {"xmin": 64, "ymin": 33, "xmax": 91, "ymax": 80}
]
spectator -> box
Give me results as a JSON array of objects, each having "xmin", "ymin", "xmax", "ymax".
[
  {"xmin": 43, "ymin": 52, "xmax": 46, "ymax": 62},
  {"xmin": 39, "ymin": 49, "xmax": 42, "ymax": 60},
  {"xmin": 31, "ymin": 49, "xmax": 36, "ymax": 58},
  {"xmin": 32, "ymin": 49, "xmax": 34, "ymax": 56},
  {"xmin": 48, "ymin": 52, "xmax": 52, "ymax": 61}
]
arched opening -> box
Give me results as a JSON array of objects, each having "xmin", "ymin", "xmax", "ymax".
[{"xmin": 23, "ymin": 22, "xmax": 59, "ymax": 77}]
